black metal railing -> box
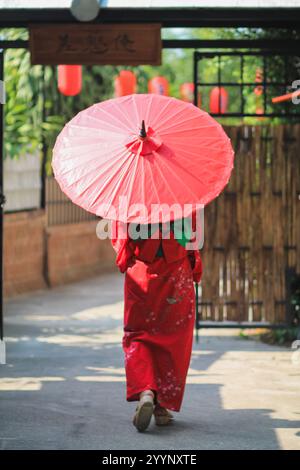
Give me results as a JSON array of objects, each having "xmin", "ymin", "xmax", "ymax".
[
  {"xmin": 194, "ymin": 50, "xmax": 300, "ymax": 118},
  {"xmin": 46, "ymin": 176, "xmax": 98, "ymax": 226}
]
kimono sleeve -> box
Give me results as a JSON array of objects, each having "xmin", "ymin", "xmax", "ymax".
[
  {"xmin": 188, "ymin": 249, "xmax": 203, "ymax": 283},
  {"xmin": 110, "ymin": 220, "xmax": 136, "ymax": 273}
]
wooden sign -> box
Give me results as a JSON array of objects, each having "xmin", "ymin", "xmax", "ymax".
[{"xmin": 29, "ymin": 24, "xmax": 161, "ymax": 66}]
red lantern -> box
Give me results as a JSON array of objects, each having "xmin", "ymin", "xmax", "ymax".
[
  {"xmin": 180, "ymin": 83, "xmax": 194, "ymax": 102},
  {"xmin": 254, "ymin": 67, "xmax": 264, "ymax": 117},
  {"xmin": 148, "ymin": 76, "xmax": 169, "ymax": 96},
  {"xmin": 254, "ymin": 67, "xmax": 263, "ymax": 96},
  {"xmin": 114, "ymin": 70, "xmax": 137, "ymax": 97},
  {"xmin": 58, "ymin": 65, "xmax": 82, "ymax": 96},
  {"xmin": 209, "ymin": 87, "xmax": 228, "ymax": 114}
]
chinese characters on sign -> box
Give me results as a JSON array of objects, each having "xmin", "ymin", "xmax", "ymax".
[
  {"xmin": 29, "ymin": 24, "xmax": 161, "ymax": 65},
  {"xmin": 57, "ymin": 32, "xmax": 136, "ymax": 55}
]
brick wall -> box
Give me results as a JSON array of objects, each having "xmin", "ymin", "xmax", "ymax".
[
  {"xmin": 46, "ymin": 220, "xmax": 117, "ymax": 287},
  {"xmin": 4, "ymin": 210, "xmax": 47, "ymax": 296},
  {"xmin": 4, "ymin": 211, "xmax": 118, "ymax": 297}
]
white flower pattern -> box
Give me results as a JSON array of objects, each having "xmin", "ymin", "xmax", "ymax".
[
  {"xmin": 123, "ymin": 335, "xmax": 138, "ymax": 367},
  {"xmin": 157, "ymin": 263, "xmax": 195, "ymax": 334},
  {"xmin": 156, "ymin": 369, "xmax": 184, "ymax": 411}
]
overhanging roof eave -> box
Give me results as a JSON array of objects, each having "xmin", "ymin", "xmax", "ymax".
[{"xmin": 1, "ymin": 7, "xmax": 300, "ymax": 28}]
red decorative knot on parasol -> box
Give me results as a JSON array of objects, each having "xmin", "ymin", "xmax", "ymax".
[{"xmin": 124, "ymin": 120, "xmax": 163, "ymax": 156}]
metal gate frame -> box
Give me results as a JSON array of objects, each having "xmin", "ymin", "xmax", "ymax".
[
  {"xmin": 193, "ymin": 49, "xmax": 300, "ymax": 118},
  {"xmin": 193, "ymin": 48, "xmax": 299, "ymax": 337}
]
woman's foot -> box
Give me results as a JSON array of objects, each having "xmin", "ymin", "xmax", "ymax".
[
  {"xmin": 132, "ymin": 390, "xmax": 154, "ymax": 432},
  {"xmin": 154, "ymin": 404, "xmax": 174, "ymax": 426}
]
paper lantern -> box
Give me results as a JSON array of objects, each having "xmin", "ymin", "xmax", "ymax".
[
  {"xmin": 180, "ymin": 83, "xmax": 194, "ymax": 102},
  {"xmin": 254, "ymin": 68, "xmax": 264, "ymax": 116},
  {"xmin": 148, "ymin": 76, "xmax": 169, "ymax": 96},
  {"xmin": 180, "ymin": 82, "xmax": 202, "ymax": 107},
  {"xmin": 209, "ymin": 87, "xmax": 228, "ymax": 114},
  {"xmin": 114, "ymin": 70, "xmax": 137, "ymax": 97},
  {"xmin": 254, "ymin": 68, "xmax": 263, "ymax": 97},
  {"xmin": 58, "ymin": 65, "xmax": 82, "ymax": 96}
]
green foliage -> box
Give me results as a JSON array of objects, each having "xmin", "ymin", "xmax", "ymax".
[
  {"xmin": 3, "ymin": 29, "xmax": 43, "ymax": 159},
  {"xmin": 260, "ymin": 328, "xmax": 299, "ymax": 346},
  {"xmin": 239, "ymin": 327, "xmax": 299, "ymax": 346},
  {"xmin": 2, "ymin": 28, "xmax": 119, "ymax": 166},
  {"xmin": 290, "ymin": 272, "xmax": 300, "ymax": 326}
]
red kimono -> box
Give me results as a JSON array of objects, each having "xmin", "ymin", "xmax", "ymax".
[{"xmin": 111, "ymin": 220, "xmax": 202, "ymax": 412}]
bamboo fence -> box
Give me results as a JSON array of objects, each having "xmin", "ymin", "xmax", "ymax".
[{"xmin": 199, "ymin": 124, "xmax": 300, "ymax": 324}]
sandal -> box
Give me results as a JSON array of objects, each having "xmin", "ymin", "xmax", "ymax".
[
  {"xmin": 154, "ymin": 404, "xmax": 174, "ymax": 426},
  {"xmin": 132, "ymin": 390, "xmax": 154, "ymax": 432}
]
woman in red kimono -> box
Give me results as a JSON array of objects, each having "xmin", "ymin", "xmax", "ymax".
[{"xmin": 111, "ymin": 216, "xmax": 202, "ymax": 432}]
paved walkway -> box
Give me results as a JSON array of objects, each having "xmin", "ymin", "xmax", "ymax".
[{"xmin": 1, "ymin": 273, "xmax": 300, "ymax": 450}]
